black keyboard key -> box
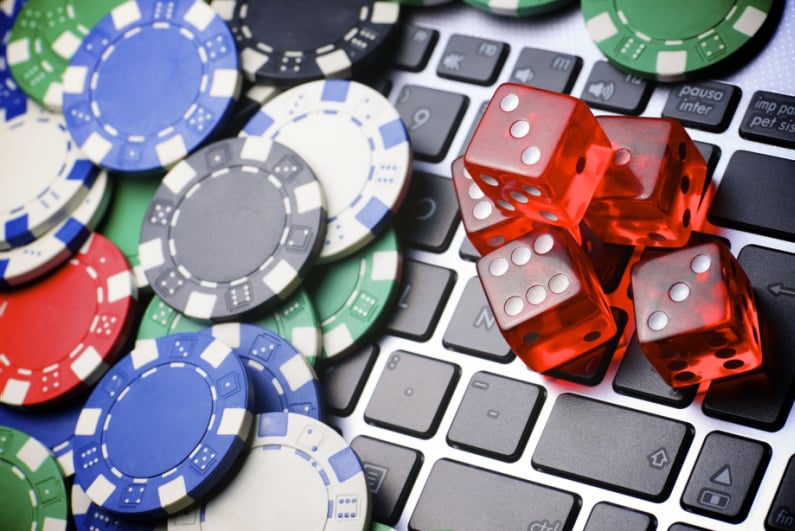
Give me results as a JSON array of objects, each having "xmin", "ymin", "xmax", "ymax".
[
  {"xmin": 459, "ymin": 235, "xmax": 480, "ymax": 261},
  {"xmin": 409, "ymin": 459, "xmax": 580, "ymax": 531},
  {"xmin": 532, "ymin": 393, "xmax": 692, "ymax": 501},
  {"xmin": 509, "ymin": 47, "xmax": 582, "ymax": 94},
  {"xmin": 584, "ymin": 502, "xmax": 655, "ymax": 531},
  {"xmin": 351, "ymin": 436, "xmax": 422, "ymax": 526},
  {"xmin": 386, "ymin": 260, "xmax": 455, "ymax": 340},
  {"xmin": 767, "ymin": 456, "xmax": 795, "ymax": 530},
  {"xmin": 581, "ymin": 61, "xmax": 653, "ymax": 115},
  {"xmin": 614, "ymin": 333, "xmax": 697, "ymax": 408},
  {"xmin": 396, "ymin": 171, "xmax": 460, "ymax": 252},
  {"xmin": 681, "ymin": 432, "xmax": 770, "ymax": 523},
  {"xmin": 320, "ymin": 344, "xmax": 378, "ymax": 416},
  {"xmin": 447, "ymin": 371, "xmax": 544, "ymax": 461},
  {"xmin": 662, "ymin": 81, "xmax": 741, "ymax": 132},
  {"xmin": 740, "ymin": 90, "xmax": 795, "ymax": 148},
  {"xmin": 709, "ymin": 151, "xmax": 795, "ymax": 242},
  {"xmin": 669, "ymin": 524, "xmax": 710, "ymax": 531},
  {"xmin": 458, "ymin": 100, "xmax": 488, "ymax": 156},
  {"xmin": 393, "ymin": 25, "xmax": 438, "ymax": 72},
  {"xmin": 395, "ymin": 85, "xmax": 468, "ymax": 162},
  {"xmin": 364, "ymin": 350, "xmax": 459, "ymax": 438},
  {"xmin": 442, "ymin": 277, "xmax": 514, "ymax": 362},
  {"xmin": 693, "ymin": 141, "xmax": 720, "ymax": 209},
  {"xmin": 437, "ymin": 34, "xmax": 508, "ymax": 86},
  {"xmin": 703, "ymin": 245, "xmax": 795, "ymax": 431}
]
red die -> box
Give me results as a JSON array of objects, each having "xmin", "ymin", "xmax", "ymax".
[
  {"xmin": 451, "ymin": 156, "xmax": 540, "ymax": 255},
  {"xmin": 477, "ymin": 226, "xmax": 616, "ymax": 372},
  {"xmin": 464, "ymin": 83, "xmax": 612, "ymax": 230},
  {"xmin": 584, "ymin": 116, "xmax": 708, "ymax": 247},
  {"xmin": 632, "ymin": 242, "xmax": 763, "ymax": 387}
]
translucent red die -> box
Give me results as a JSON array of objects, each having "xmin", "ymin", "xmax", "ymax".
[
  {"xmin": 476, "ymin": 226, "xmax": 616, "ymax": 372},
  {"xmin": 464, "ymin": 83, "xmax": 612, "ymax": 230},
  {"xmin": 584, "ymin": 116, "xmax": 708, "ymax": 247},
  {"xmin": 632, "ymin": 242, "xmax": 763, "ymax": 387}
]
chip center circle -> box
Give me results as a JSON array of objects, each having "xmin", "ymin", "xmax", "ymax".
[
  {"xmin": 104, "ymin": 366, "xmax": 212, "ymax": 478},
  {"xmin": 171, "ymin": 168, "xmax": 284, "ymax": 283},
  {"xmin": 93, "ymin": 25, "xmax": 203, "ymax": 138},
  {"xmin": 616, "ymin": 0, "xmax": 735, "ymax": 40}
]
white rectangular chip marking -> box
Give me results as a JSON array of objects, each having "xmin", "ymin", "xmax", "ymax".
[
  {"xmin": 586, "ymin": 12, "xmax": 618, "ymax": 43},
  {"xmin": 324, "ymin": 324, "xmax": 354, "ymax": 355},
  {"xmin": 217, "ymin": 408, "xmax": 251, "ymax": 437},
  {"xmin": 70, "ymin": 485, "xmax": 91, "ymax": 516},
  {"xmin": 42, "ymin": 516, "xmax": 68, "ymax": 531},
  {"xmin": 17, "ymin": 437, "xmax": 48, "ymax": 472},
  {"xmin": 82, "ymin": 132, "xmax": 114, "ymax": 165},
  {"xmin": 280, "ymin": 355, "xmax": 313, "ymax": 392},
  {"xmin": 158, "ymin": 475, "xmax": 189, "ymax": 508},
  {"xmin": 72, "ymin": 346, "xmax": 102, "ymax": 381},
  {"xmin": 112, "ymin": 1, "xmax": 142, "ymax": 31},
  {"xmin": 371, "ymin": 2, "xmax": 399, "ymax": 24},
  {"xmin": 294, "ymin": 181, "xmax": 324, "ymax": 214},
  {"xmin": 164, "ymin": 161, "xmax": 198, "ymax": 194},
  {"xmin": 139, "ymin": 238, "xmax": 165, "ymax": 271},
  {"xmin": 107, "ymin": 271, "xmax": 134, "ymax": 302},
  {"xmin": 656, "ymin": 50, "xmax": 687, "ymax": 76},
  {"xmin": 0, "ymin": 379, "xmax": 30, "ymax": 405},
  {"xmin": 183, "ymin": 1, "xmax": 214, "ymax": 31},
  {"xmin": 53, "ymin": 31, "xmax": 82, "ymax": 61},
  {"xmin": 490, "ymin": 0, "xmax": 520, "ymax": 11},
  {"xmin": 74, "ymin": 408, "xmax": 103, "ymax": 436},
  {"xmin": 263, "ymin": 260, "xmax": 299, "ymax": 296},
  {"xmin": 185, "ymin": 292, "xmax": 216, "ymax": 320},
  {"xmin": 209, "ymin": 68, "xmax": 240, "ymax": 98},
  {"xmin": 44, "ymin": 82, "xmax": 64, "ymax": 112},
  {"xmin": 317, "ymin": 49, "xmax": 351, "ymax": 78},
  {"xmin": 733, "ymin": 6, "xmax": 766, "ymax": 36},
  {"xmin": 131, "ymin": 339, "xmax": 160, "ymax": 370},
  {"xmin": 156, "ymin": 135, "xmax": 188, "ymax": 169},
  {"xmin": 200, "ymin": 339, "xmax": 232, "ymax": 369},
  {"xmin": 241, "ymin": 49, "xmax": 268, "ymax": 82},
  {"xmin": 87, "ymin": 475, "xmax": 117, "ymax": 506},
  {"xmin": 241, "ymin": 136, "xmax": 272, "ymax": 162},
  {"xmin": 5, "ymin": 38, "xmax": 30, "ymax": 65},
  {"xmin": 371, "ymin": 250, "xmax": 398, "ymax": 281},
  {"xmin": 57, "ymin": 450, "xmax": 75, "ymax": 477},
  {"xmin": 291, "ymin": 327, "xmax": 320, "ymax": 360},
  {"xmin": 210, "ymin": 0, "xmax": 235, "ymax": 20}
]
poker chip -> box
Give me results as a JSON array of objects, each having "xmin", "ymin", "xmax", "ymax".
[
  {"xmin": 581, "ymin": 0, "xmax": 775, "ymax": 81},
  {"xmin": 99, "ymin": 172, "xmax": 161, "ymax": 290},
  {"xmin": 211, "ymin": 0, "xmax": 400, "ymax": 86},
  {"xmin": 0, "ymin": 426, "xmax": 69, "ymax": 530},
  {"xmin": 0, "ymin": 99, "xmax": 97, "ymax": 250},
  {"xmin": 202, "ymin": 323, "xmax": 322, "ymax": 419},
  {"xmin": 463, "ymin": 0, "xmax": 574, "ymax": 16},
  {"xmin": 242, "ymin": 79, "xmax": 412, "ymax": 263},
  {"xmin": 72, "ymin": 483, "xmax": 167, "ymax": 531},
  {"xmin": 139, "ymin": 136, "xmax": 326, "ymax": 321},
  {"xmin": 0, "ymin": 169, "xmax": 111, "ymax": 288},
  {"xmin": 0, "ymin": 0, "xmax": 27, "ymax": 119},
  {"xmin": 73, "ymin": 332, "xmax": 253, "ymax": 518},
  {"xmin": 0, "ymin": 233, "xmax": 137, "ymax": 406},
  {"xmin": 62, "ymin": 0, "xmax": 241, "ymax": 174},
  {"xmin": 138, "ymin": 288, "xmax": 323, "ymax": 365},
  {"xmin": 308, "ymin": 228, "xmax": 402, "ymax": 360},
  {"xmin": 168, "ymin": 412, "xmax": 370, "ymax": 531}
]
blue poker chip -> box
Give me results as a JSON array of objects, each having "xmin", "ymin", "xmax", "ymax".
[
  {"xmin": 72, "ymin": 332, "xmax": 253, "ymax": 518},
  {"xmin": 0, "ymin": 0, "xmax": 26, "ymax": 120},
  {"xmin": 61, "ymin": 0, "xmax": 241, "ymax": 174},
  {"xmin": 72, "ymin": 483, "xmax": 166, "ymax": 531},
  {"xmin": 201, "ymin": 323, "xmax": 322, "ymax": 419}
]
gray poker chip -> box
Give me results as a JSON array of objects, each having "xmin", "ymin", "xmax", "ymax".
[{"xmin": 139, "ymin": 137, "xmax": 326, "ymax": 321}]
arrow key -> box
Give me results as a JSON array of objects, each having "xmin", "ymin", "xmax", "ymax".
[{"xmin": 681, "ymin": 431, "xmax": 770, "ymax": 522}]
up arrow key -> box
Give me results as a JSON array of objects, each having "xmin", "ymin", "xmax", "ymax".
[{"xmin": 711, "ymin": 465, "xmax": 733, "ymax": 486}]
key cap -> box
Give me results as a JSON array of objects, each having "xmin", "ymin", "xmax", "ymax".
[
  {"xmin": 395, "ymin": 85, "xmax": 469, "ymax": 162},
  {"xmin": 584, "ymin": 502, "xmax": 655, "ymax": 531},
  {"xmin": 447, "ymin": 371, "xmax": 544, "ymax": 461},
  {"xmin": 509, "ymin": 47, "xmax": 582, "ymax": 94},
  {"xmin": 581, "ymin": 61, "xmax": 654, "ymax": 115},
  {"xmin": 351, "ymin": 436, "xmax": 423, "ymax": 526},
  {"xmin": 396, "ymin": 171, "xmax": 460, "ymax": 252},
  {"xmin": 703, "ymin": 245, "xmax": 795, "ymax": 431},
  {"xmin": 767, "ymin": 456, "xmax": 795, "ymax": 530},
  {"xmin": 681, "ymin": 432, "xmax": 770, "ymax": 523},
  {"xmin": 708, "ymin": 151, "xmax": 795, "ymax": 242},
  {"xmin": 662, "ymin": 81, "xmax": 741, "ymax": 132},
  {"xmin": 443, "ymin": 277, "xmax": 514, "ymax": 362},
  {"xmin": 532, "ymin": 393, "xmax": 692, "ymax": 501},
  {"xmin": 458, "ymin": 100, "xmax": 488, "ymax": 156},
  {"xmin": 437, "ymin": 34, "xmax": 509, "ymax": 86},
  {"xmin": 394, "ymin": 25, "xmax": 439, "ymax": 72},
  {"xmin": 459, "ymin": 236, "xmax": 480, "ymax": 261},
  {"xmin": 409, "ymin": 459, "xmax": 579, "ymax": 531},
  {"xmin": 613, "ymin": 334, "xmax": 697, "ymax": 408},
  {"xmin": 321, "ymin": 344, "xmax": 378, "ymax": 416},
  {"xmin": 386, "ymin": 260, "xmax": 455, "ymax": 341},
  {"xmin": 740, "ymin": 90, "xmax": 795, "ymax": 148},
  {"xmin": 668, "ymin": 524, "xmax": 710, "ymax": 531},
  {"xmin": 364, "ymin": 350, "xmax": 459, "ymax": 438}
]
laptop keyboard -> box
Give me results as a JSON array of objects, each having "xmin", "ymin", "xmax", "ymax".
[{"xmin": 322, "ymin": 3, "xmax": 795, "ymax": 530}]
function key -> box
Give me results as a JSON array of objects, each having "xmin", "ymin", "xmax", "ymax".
[
  {"xmin": 767, "ymin": 456, "xmax": 795, "ymax": 530},
  {"xmin": 662, "ymin": 81, "xmax": 741, "ymax": 132},
  {"xmin": 509, "ymin": 47, "xmax": 582, "ymax": 94},
  {"xmin": 393, "ymin": 25, "xmax": 439, "ymax": 72},
  {"xmin": 437, "ymin": 34, "xmax": 509, "ymax": 86},
  {"xmin": 581, "ymin": 61, "xmax": 654, "ymax": 115},
  {"xmin": 740, "ymin": 90, "xmax": 795, "ymax": 148}
]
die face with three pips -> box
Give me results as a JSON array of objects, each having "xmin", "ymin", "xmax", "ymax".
[{"xmin": 461, "ymin": 82, "xmax": 763, "ymax": 387}]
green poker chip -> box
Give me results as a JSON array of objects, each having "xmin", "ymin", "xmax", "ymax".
[
  {"xmin": 307, "ymin": 227, "xmax": 402, "ymax": 361},
  {"xmin": 582, "ymin": 0, "xmax": 775, "ymax": 81},
  {"xmin": 0, "ymin": 426, "xmax": 68, "ymax": 531},
  {"xmin": 137, "ymin": 288, "xmax": 323, "ymax": 365},
  {"xmin": 462, "ymin": 0, "xmax": 574, "ymax": 16}
]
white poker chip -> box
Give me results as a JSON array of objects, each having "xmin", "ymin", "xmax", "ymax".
[
  {"xmin": 242, "ymin": 79, "xmax": 412, "ymax": 264},
  {"xmin": 169, "ymin": 412, "xmax": 371, "ymax": 531}
]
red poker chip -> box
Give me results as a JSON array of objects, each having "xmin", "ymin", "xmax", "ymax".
[{"xmin": 0, "ymin": 233, "xmax": 137, "ymax": 406}]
